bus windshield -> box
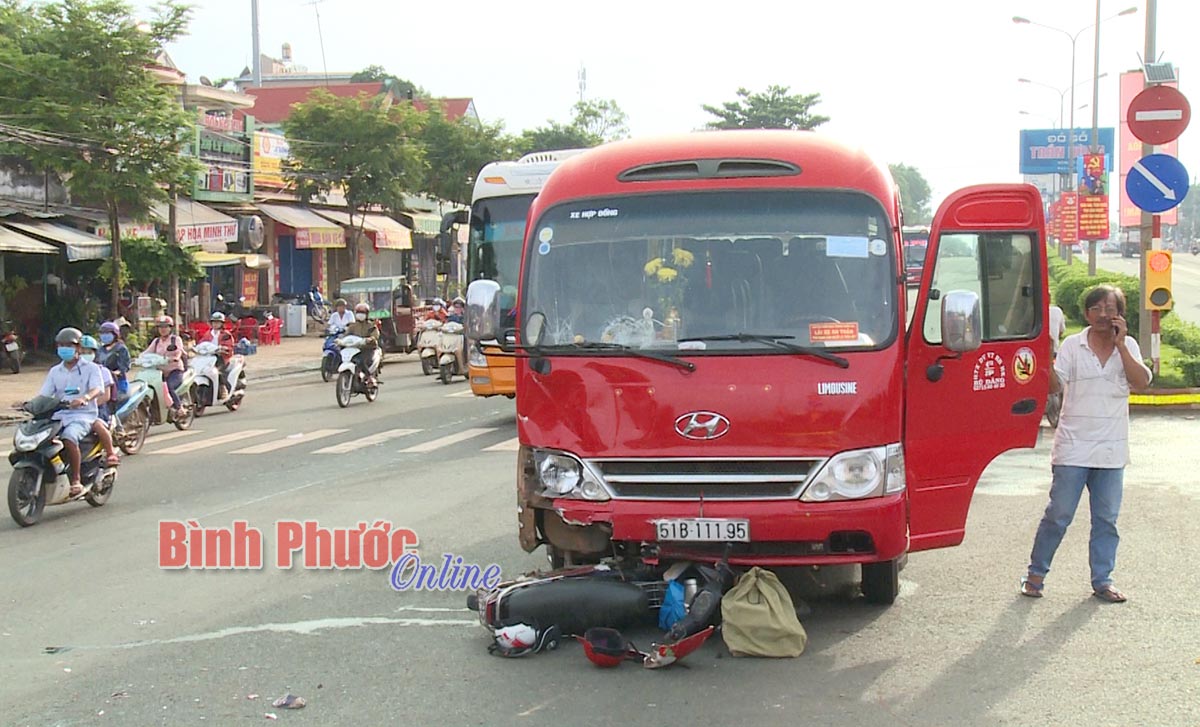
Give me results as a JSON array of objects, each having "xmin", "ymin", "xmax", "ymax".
[
  {"xmin": 470, "ymin": 194, "xmax": 535, "ymax": 325},
  {"xmin": 522, "ymin": 190, "xmax": 898, "ymax": 353}
]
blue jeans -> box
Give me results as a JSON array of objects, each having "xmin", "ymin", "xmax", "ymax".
[
  {"xmin": 165, "ymin": 370, "xmax": 184, "ymax": 409},
  {"xmin": 1028, "ymin": 465, "xmax": 1124, "ymax": 590}
]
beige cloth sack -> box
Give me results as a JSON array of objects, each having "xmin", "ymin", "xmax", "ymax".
[{"xmin": 720, "ymin": 567, "xmax": 807, "ymax": 657}]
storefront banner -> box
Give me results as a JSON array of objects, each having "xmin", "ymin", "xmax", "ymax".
[
  {"xmin": 242, "ymin": 268, "xmax": 260, "ymax": 303},
  {"xmin": 94, "ymin": 221, "xmax": 158, "ymax": 241},
  {"xmin": 178, "ymin": 221, "xmax": 238, "ymax": 246},
  {"xmin": 296, "ymin": 227, "xmax": 345, "ymax": 249}
]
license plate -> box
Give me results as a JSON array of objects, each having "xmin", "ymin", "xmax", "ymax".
[
  {"xmin": 4, "ymin": 342, "xmax": 17, "ymax": 352},
  {"xmin": 655, "ymin": 518, "xmax": 749, "ymax": 542}
]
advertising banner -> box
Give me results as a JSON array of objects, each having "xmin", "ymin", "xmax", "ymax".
[
  {"xmin": 1119, "ymin": 71, "xmax": 1178, "ymax": 226},
  {"xmin": 1059, "ymin": 192, "xmax": 1079, "ymax": 245},
  {"xmin": 1078, "ymin": 154, "xmax": 1110, "ymax": 240},
  {"xmin": 253, "ymin": 132, "xmax": 290, "ymax": 189},
  {"xmin": 1019, "ymin": 127, "xmax": 1115, "ymax": 175}
]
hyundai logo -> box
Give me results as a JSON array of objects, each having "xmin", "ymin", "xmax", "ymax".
[{"xmin": 674, "ymin": 411, "xmax": 730, "ymax": 440}]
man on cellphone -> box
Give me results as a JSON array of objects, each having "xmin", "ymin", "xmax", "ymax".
[{"xmin": 1020, "ymin": 284, "xmax": 1151, "ymax": 603}]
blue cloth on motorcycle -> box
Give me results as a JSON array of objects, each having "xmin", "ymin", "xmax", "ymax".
[{"xmin": 658, "ymin": 579, "xmax": 687, "ymax": 631}]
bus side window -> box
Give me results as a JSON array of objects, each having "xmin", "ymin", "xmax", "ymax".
[{"xmin": 922, "ymin": 232, "xmax": 1038, "ymax": 344}]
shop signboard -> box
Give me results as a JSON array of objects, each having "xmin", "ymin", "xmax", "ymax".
[
  {"xmin": 253, "ymin": 131, "xmax": 290, "ymax": 189},
  {"xmin": 193, "ymin": 113, "xmax": 255, "ymax": 203}
]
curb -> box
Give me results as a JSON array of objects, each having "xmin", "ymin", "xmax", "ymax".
[{"xmin": 1130, "ymin": 387, "xmax": 1200, "ymax": 410}]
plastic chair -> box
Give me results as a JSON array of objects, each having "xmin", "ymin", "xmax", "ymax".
[
  {"xmin": 188, "ymin": 321, "xmax": 211, "ymax": 342},
  {"xmin": 238, "ymin": 316, "xmax": 259, "ymax": 342},
  {"xmin": 258, "ymin": 317, "xmax": 281, "ymax": 345}
]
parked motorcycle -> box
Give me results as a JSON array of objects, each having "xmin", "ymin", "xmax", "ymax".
[
  {"xmin": 7, "ymin": 396, "xmax": 118, "ymax": 526},
  {"xmin": 130, "ymin": 352, "xmax": 195, "ymax": 432},
  {"xmin": 321, "ymin": 324, "xmax": 345, "ymax": 382},
  {"xmin": 417, "ymin": 318, "xmax": 443, "ymax": 376},
  {"xmin": 1, "ymin": 325, "xmax": 21, "ymax": 374},
  {"xmin": 188, "ymin": 341, "xmax": 247, "ymax": 416},
  {"xmin": 334, "ymin": 334, "xmax": 380, "ymax": 408},
  {"xmin": 307, "ymin": 286, "xmax": 330, "ymax": 324},
  {"xmin": 437, "ymin": 320, "xmax": 467, "ymax": 385}
]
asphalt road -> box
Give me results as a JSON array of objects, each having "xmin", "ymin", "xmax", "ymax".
[
  {"xmin": 1091, "ymin": 247, "xmax": 1200, "ymax": 324},
  {"xmin": 1, "ymin": 357, "xmax": 1198, "ymax": 726}
]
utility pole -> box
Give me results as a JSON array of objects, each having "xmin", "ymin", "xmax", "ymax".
[
  {"xmin": 1138, "ymin": 0, "xmax": 1156, "ymax": 360},
  {"xmin": 251, "ymin": 0, "xmax": 262, "ymax": 87},
  {"xmin": 1087, "ymin": 0, "xmax": 1102, "ymax": 276},
  {"xmin": 168, "ymin": 185, "xmax": 179, "ymax": 321}
]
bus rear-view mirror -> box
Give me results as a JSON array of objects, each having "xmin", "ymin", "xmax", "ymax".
[
  {"xmin": 941, "ymin": 290, "xmax": 982, "ymax": 353},
  {"xmin": 466, "ymin": 279, "xmax": 501, "ymax": 343}
]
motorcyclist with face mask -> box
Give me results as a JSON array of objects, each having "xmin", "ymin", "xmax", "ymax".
[
  {"xmin": 37, "ymin": 328, "xmax": 110, "ymax": 496},
  {"xmin": 80, "ymin": 335, "xmax": 120, "ymax": 466},
  {"xmin": 424, "ymin": 298, "xmax": 449, "ymax": 323},
  {"xmin": 203, "ymin": 312, "xmax": 237, "ymax": 398},
  {"xmin": 344, "ymin": 302, "xmax": 381, "ymax": 385},
  {"xmin": 97, "ymin": 320, "xmax": 131, "ymax": 397}
]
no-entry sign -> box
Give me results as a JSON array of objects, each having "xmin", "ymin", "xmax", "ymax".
[{"xmin": 1127, "ymin": 85, "xmax": 1191, "ymax": 145}]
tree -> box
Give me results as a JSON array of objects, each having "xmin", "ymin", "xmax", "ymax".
[
  {"xmin": 0, "ymin": 0, "xmax": 200, "ymax": 316},
  {"xmin": 419, "ymin": 104, "xmax": 512, "ymax": 205},
  {"xmin": 571, "ymin": 99, "xmax": 629, "ymax": 142},
  {"xmin": 702, "ymin": 85, "xmax": 830, "ymax": 131},
  {"xmin": 98, "ymin": 235, "xmax": 203, "ymax": 295},
  {"xmin": 889, "ymin": 163, "xmax": 933, "ymax": 225},
  {"xmin": 350, "ymin": 65, "xmax": 424, "ymax": 100},
  {"xmin": 283, "ymin": 89, "xmax": 426, "ymax": 259}
]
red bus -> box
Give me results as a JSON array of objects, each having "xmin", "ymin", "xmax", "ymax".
[{"xmin": 469, "ymin": 131, "xmax": 1049, "ymax": 604}]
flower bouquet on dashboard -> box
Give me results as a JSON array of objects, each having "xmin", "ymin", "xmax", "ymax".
[{"xmin": 643, "ymin": 246, "xmax": 693, "ymax": 339}]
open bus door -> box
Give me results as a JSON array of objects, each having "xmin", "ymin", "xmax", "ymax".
[{"xmin": 904, "ymin": 184, "xmax": 1050, "ymax": 552}]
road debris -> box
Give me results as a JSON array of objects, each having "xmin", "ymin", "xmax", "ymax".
[{"xmin": 272, "ymin": 694, "xmax": 306, "ymax": 709}]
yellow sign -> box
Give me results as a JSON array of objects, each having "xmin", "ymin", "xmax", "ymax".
[{"xmin": 252, "ymin": 132, "xmax": 290, "ymax": 188}]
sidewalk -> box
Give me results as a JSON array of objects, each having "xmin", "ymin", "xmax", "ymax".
[{"xmin": 0, "ymin": 334, "xmax": 335, "ymax": 423}]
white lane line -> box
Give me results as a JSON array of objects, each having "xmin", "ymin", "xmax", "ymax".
[
  {"xmin": 312, "ymin": 428, "xmax": 420, "ymax": 454},
  {"xmin": 445, "ymin": 389, "xmax": 475, "ymax": 398},
  {"xmin": 145, "ymin": 430, "xmax": 200, "ymax": 445},
  {"xmin": 153, "ymin": 429, "xmax": 276, "ymax": 455},
  {"xmin": 231, "ymin": 429, "xmax": 348, "ymax": 455},
  {"xmin": 399, "ymin": 427, "xmax": 497, "ymax": 453},
  {"xmin": 482, "ymin": 437, "xmax": 520, "ymax": 452}
]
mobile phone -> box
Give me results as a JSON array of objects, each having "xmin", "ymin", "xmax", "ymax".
[{"xmin": 1113, "ymin": 324, "xmax": 1120, "ymax": 338}]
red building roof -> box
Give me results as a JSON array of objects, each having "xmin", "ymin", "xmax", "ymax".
[{"xmin": 239, "ymin": 83, "xmax": 476, "ymax": 126}]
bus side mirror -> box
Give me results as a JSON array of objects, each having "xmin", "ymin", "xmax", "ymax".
[
  {"xmin": 940, "ymin": 290, "xmax": 982, "ymax": 353},
  {"xmin": 466, "ymin": 279, "xmax": 501, "ymax": 343}
]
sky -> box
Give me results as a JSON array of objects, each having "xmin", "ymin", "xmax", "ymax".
[{"xmin": 144, "ymin": 0, "xmax": 1199, "ymax": 207}]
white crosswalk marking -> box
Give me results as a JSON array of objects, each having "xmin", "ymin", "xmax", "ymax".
[
  {"xmin": 399, "ymin": 427, "xmax": 496, "ymax": 453},
  {"xmin": 312, "ymin": 428, "xmax": 420, "ymax": 454},
  {"xmin": 482, "ymin": 437, "xmax": 520, "ymax": 452},
  {"xmin": 231, "ymin": 429, "xmax": 349, "ymax": 455},
  {"xmin": 153, "ymin": 429, "xmax": 276, "ymax": 455},
  {"xmin": 145, "ymin": 430, "xmax": 200, "ymax": 445}
]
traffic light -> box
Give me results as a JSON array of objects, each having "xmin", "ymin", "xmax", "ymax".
[{"xmin": 1145, "ymin": 250, "xmax": 1173, "ymax": 310}]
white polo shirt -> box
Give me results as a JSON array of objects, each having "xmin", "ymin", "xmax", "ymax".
[{"xmin": 1051, "ymin": 330, "xmax": 1151, "ymax": 468}]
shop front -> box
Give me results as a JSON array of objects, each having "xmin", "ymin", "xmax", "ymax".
[
  {"xmin": 256, "ymin": 203, "xmax": 344, "ymax": 298},
  {"xmin": 313, "ymin": 209, "xmax": 413, "ymax": 282}
]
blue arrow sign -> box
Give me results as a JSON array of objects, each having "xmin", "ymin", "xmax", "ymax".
[{"xmin": 1125, "ymin": 153, "xmax": 1189, "ymax": 213}]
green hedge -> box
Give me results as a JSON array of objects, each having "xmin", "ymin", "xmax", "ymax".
[{"xmin": 1162, "ymin": 315, "xmax": 1200, "ymax": 386}]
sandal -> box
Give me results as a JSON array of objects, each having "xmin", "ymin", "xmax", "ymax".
[
  {"xmin": 105, "ymin": 454, "xmax": 120, "ymax": 466},
  {"xmin": 68, "ymin": 482, "xmax": 83, "ymax": 498},
  {"xmin": 1020, "ymin": 576, "xmax": 1044, "ymax": 598},
  {"xmin": 1092, "ymin": 585, "xmax": 1127, "ymax": 603}
]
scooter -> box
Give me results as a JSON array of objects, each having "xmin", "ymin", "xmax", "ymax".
[
  {"xmin": 417, "ymin": 318, "xmax": 443, "ymax": 376},
  {"xmin": 188, "ymin": 341, "xmax": 247, "ymax": 416},
  {"xmin": 7, "ymin": 396, "xmax": 118, "ymax": 527},
  {"xmin": 437, "ymin": 320, "xmax": 467, "ymax": 385},
  {"xmin": 321, "ymin": 324, "xmax": 345, "ymax": 382},
  {"xmin": 130, "ymin": 352, "xmax": 195, "ymax": 432},
  {"xmin": 0, "ymin": 327, "xmax": 21, "ymax": 374},
  {"xmin": 307, "ymin": 286, "xmax": 330, "ymax": 324},
  {"xmin": 334, "ymin": 335, "xmax": 380, "ymax": 408}
]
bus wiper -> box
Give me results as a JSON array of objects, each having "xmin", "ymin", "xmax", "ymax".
[
  {"xmin": 678, "ymin": 333, "xmax": 850, "ymax": 369},
  {"xmin": 543, "ymin": 341, "xmax": 696, "ymax": 372}
]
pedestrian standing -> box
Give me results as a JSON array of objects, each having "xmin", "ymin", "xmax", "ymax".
[{"xmin": 1020, "ymin": 284, "xmax": 1151, "ymax": 603}]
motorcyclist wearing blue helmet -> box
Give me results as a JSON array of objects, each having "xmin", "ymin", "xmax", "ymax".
[{"xmin": 80, "ymin": 335, "xmax": 120, "ymax": 468}]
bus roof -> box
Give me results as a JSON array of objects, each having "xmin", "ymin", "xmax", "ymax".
[
  {"xmin": 535, "ymin": 131, "xmax": 897, "ymax": 211},
  {"xmin": 471, "ymin": 149, "xmax": 588, "ymax": 202}
]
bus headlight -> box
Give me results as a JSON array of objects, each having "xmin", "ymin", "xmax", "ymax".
[
  {"xmin": 801, "ymin": 444, "xmax": 904, "ymax": 502},
  {"xmin": 530, "ymin": 449, "xmax": 609, "ymax": 501},
  {"xmin": 468, "ymin": 344, "xmax": 487, "ymax": 368}
]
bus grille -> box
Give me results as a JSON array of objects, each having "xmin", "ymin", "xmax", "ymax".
[{"xmin": 588, "ymin": 459, "xmax": 820, "ymax": 500}]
